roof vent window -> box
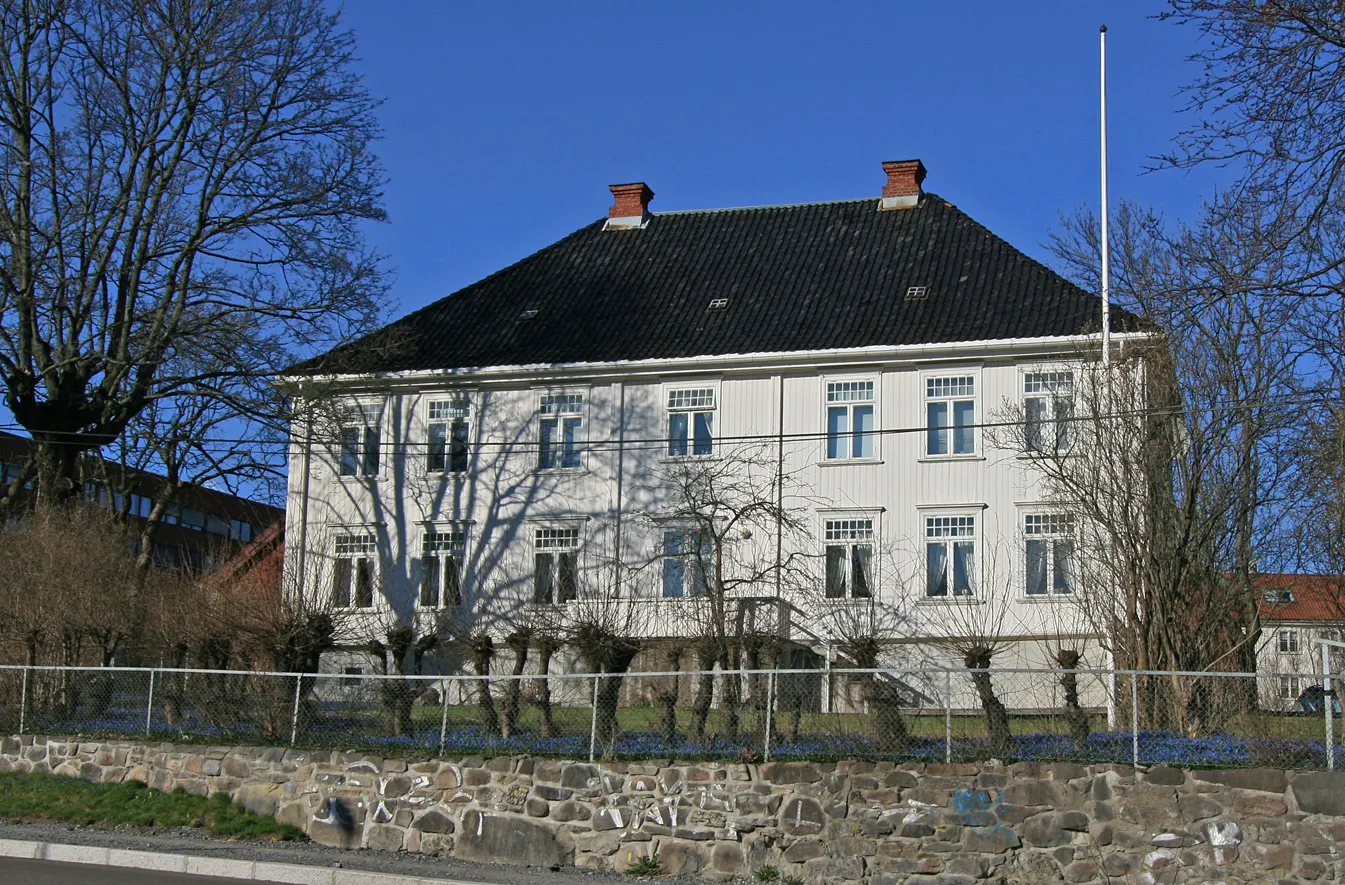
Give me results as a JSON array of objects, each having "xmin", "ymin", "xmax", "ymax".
[
  {"xmin": 519, "ymin": 309, "xmax": 539, "ymax": 321},
  {"xmin": 707, "ymin": 298, "xmax": 729, "ymax": 310},
  {"xmin": 905, "ymin": 286, "xmax": 928, "ymax": 300},
  {"xmin": 1263, "ymin": 589, "xmax": 1295, "ymax": 604}
]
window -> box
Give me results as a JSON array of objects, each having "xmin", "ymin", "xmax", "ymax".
[
  {"xmin": 826, "ymin": 380, "xmax": 875, "ymax": 460},
  {"xmin": 926, "ymin": 515, "xmax": 976, "ymax": 597},
  {"xmin": 926, "ymin": 376, "xmax": 975, "ymax": 456},
  {"xmin": 667, "ymin": 388, "xmax": 715, "ymax": 458},
  {"xmin": 128, "ymin": 494, "xmax": 155, "ymax": 519},
  {"xmin": 1263, "ymin": 588, "xmax": 1295, "ymax": 604},
  {"xmin": 1024, "ymin": 371, "xmax": 1074, "ymax": 453},
  {"xmin": 343, "ymin": 666, "xmax": 364, "ymax": 688},
  {"xmin": 1024, "ymin": 513, "xmax": 1075, "ymax": 596},
  {"xmin": 538, "ymin": 394, "xmax": 584, "ymax": 470},
  {"xmin": 339, "ymin": 404, "xmax": 381, "ymax": 477},
  {"xmin": 179, "ymin": 508, "xmax": 204, "ymax": 531},
  {"xmin": 662, "ymin": 529, "xmax": 710, "ymax": 598},
  {"xmin": 534, "ymin": 527, "xmax": 579, "ymax": 604},
  {"xmin": 420, "ymin": 527, "xmax": 466, "ymax": 608},
  {"xmin": 229, "ymin": 519, "xmax": 252, "ymax": 543},
  {"xmin": 1279, "ymin": 629, "xmax": 1300, "ymax": 654},
  {"xmin": 332, "ymin": 533, "xmax": 377, "ymax": 609},
  {"xmin": 205, "ymin": 514, "xmax": 229, "ymax": 536},
  {"xmin": 1280, "ymin": 676, "xmax": 1301, "ymax": 700},
  {"xmin": 824, "ymin": 519, "xmax": 873, "ymax": 599},
  {"xmin": 428, "ymin": 397, "xmax": 471, "ymax": 474}
]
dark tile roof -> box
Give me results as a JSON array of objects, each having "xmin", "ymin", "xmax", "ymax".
[{"xmin": 295, "ymin": 194, "xmax": 1144, "ymax": 375}]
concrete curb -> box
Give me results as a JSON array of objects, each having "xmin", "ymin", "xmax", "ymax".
[{"xmin": 0, "ymin": 838, "xmax": 488, "ymax": 885}]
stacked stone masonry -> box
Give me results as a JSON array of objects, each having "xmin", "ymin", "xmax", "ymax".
[{"xmin": 2, "ymin": 735, "xmax": 1344, "ymax": 884}]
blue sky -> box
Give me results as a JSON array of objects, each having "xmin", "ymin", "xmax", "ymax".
[{"xmin": 339, "ymin": 1, "xmax": 1224, "ymax": 320}]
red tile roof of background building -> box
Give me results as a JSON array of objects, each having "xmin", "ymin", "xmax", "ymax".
[{"xmin": 1256, "ymin": 574, "xmax": 1345, "ymax": 623}]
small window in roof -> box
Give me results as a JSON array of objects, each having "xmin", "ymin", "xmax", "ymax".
[
  {"xmin": 707, "ymin": 298, "xmax": 729, "ymax": 310},
  {"xmin": 519, "ymin": 309, "xmax": 539, "ymax": 320},
  {"xmin": 905, "ymin": 286, "xmax": 928, "ymax": 300},
  {"xmin": 1263, "ymin": 589, "xmax": 1295, "ymax": 604}
]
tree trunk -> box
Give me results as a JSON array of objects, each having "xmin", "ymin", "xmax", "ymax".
[
  {"xmin": 535, "ymin": 640, "xmax": 557, "ymax": 738},
  {"xmin": 501, "ymin": 637, "xmax": 529, "ymax": 739},
  {"xmin": 594, "ymin": 644, "xmax": 639, "ymax": 755},
  {"xmin": 691, "ymin": 646, "xmax": 716, "ymax": 742},
  {"xmin": 656, "ymin": 647, "xmax": 682, "ymax": 745},
  {"xmin": 1054, "ymin": 649, "xmax": 1091, "ymax": 751},
  {"xmin": 719, "ymin": 648, "xmax": 741, "ymax": 740},
  {"xmin": 471, "ymin": 638, "xmax": 499, "ymax": 734},
  {"xmin": 965, "ymin": 647, "xmax": 1013, "ymax": 758}
]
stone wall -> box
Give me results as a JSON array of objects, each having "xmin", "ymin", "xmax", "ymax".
[{"xmin": 2, "ymin": 734, "xmax": 1344, "ymax": 884}]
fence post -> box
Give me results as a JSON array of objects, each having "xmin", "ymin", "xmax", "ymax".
[
  {"xmin": 1130, "ymin": 673, "xmax": 1140, "ymax": 769},
  {"xmin": 944, "ymin": 669, "xmax": 952, "ymax": 765},
  {"xmin": 763, "ymin": 671, "xmax": 775, "ymax": 761},
  {"xmin": 588, "ymin": 674, "xmax": 599, "ymax": 763},
  {"xmin": 145, "ymin": 669, "xmax": 157, "ymax": 737},
  {"xmin": 1324, "ymin": 645, "xmax": 1335, "ymax": 771},
  {"xmin": 18, "ymin": 667, "xmax": 29, "ymax": 736},
  {"xmin": 438, "ymin": 679, "xmax": 451, "ymax": 758},
  {"xmin": 289, "ymin": 674, "xmax": 303, "ymax": 747}
]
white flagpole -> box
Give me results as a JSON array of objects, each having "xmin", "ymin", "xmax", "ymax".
[{"xmin": 1099, "ymin": 25, "xmax": 1111, "ymax": 368}]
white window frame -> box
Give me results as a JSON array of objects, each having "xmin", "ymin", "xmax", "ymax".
[
  {"xmin": 923, "ymin": 511, "xmax": 979, "ymax": 599},
  {"xmin": 426, "ymin": 395, "xmax": 472, "ymax": 475},
  {"xmin": 419, "ymin": 524, "xmax": 468, "ymax": 609},
  {"xmin": 665, "ymin": 386, "xmax": 717, "ymax": 459},
  {"xmin": 337, "ymin": 401, "xmax": 383, "ymax": 478},
  {"xmin": 1280, "ymin": 676, "xmax": 1301, "ymax": 701},
  {"xmin": 1023, "ymin": 512, "xmax": 1076, "ymax": 598},
  {"xmin": 823, "ymin": 377, "xmax": 879, "ymax": 462},
  {"xmin": 661, "ymin": 527, "xmax": 712, "ymax": 598},
  {"xmin": 1022, "ymin": 369, "xmax": 1075, "ymax": 454},
  {"xmin": 537, "ymin": 392, "xmax": 586, "ymax": 471},
  {"xmin": 533, "ymin": 525, "xmax": 582, "ymax": 604},
  {"xmin": 922, "ymin": 369, "xmax": 979, "ymax": 458},
  {"xmin": 822, "ymin": 516, "xmax": 876, "ymax": 599},
  {"xmin": 331, "ymin": 530, "xmax": 378, "ymax": 610},
  {"xmin": 1279, "ymin": 629, "xmax": 1300, "ymax": 654}
]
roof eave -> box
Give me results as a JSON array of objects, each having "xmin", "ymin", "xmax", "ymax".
[{"xmin": 284, "ymin": 330, "xmax": 1160, "ymax": 390}]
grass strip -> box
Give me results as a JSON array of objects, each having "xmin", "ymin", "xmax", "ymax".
[{"xmin": 0, "ymin": 772, "xmax": 305, "ymax": 841}]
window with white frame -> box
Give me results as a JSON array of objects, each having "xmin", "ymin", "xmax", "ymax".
[
  {"xmin": 420, "ymin": 527, "xmax": 467, "ymax": 608},
  {"xmin": 662, "ymin": 529, "xmax": 711, "ymax": 597},
  {"xmin": 538, "ymin": 394, "xmax": 584, "ymax": 470},
  {"xmin": 332, "ymin": 532, "xmax": 377, "ymax": 609},
  {"xmin": 338, "ymin": 404, "xmax": 381, "ymax": 477},
  {"xmin": 926, "ymin": 376, "xmax": 975, "ymax": 456},
  {"xmin": 926, "ymin": 515, "xmax": 976, "ymax": 597},
  {"xmin": 1280, "ymin": 676, "xmax": 1301, "ymax": 700},
  {"xmin": 1024, "ymin": 371, "xmax": 1074, "ymax": 453},
  {"xmin": 826, "ymin": 380, "xmax": 876, "ymax": 460},
  {"xmin": 534, "ymin": 527, "xmax": 580, "ymax": 604},
  {"xmin": 427, "ymin": 397, "xmax": 471, "ymax": 474},
  {"xmin": 667, "ymin": 388, "xmax": 715, "ymax": 458},
  {"xmin": 824, "ymin": 518, "xmax": 874, "ymax": 599},
  {"xmin": 1279, "ymin": 629, "xmax": 1300, "ymax": 654},
  {"xmin": 1024, "ymin": 513, "xmax": 1075, "ymax": 596}
]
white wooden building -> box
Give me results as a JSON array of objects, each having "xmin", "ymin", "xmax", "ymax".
[{"xmin": 283, "ymin": 160, "xmax": 1149, "ymax": 706}]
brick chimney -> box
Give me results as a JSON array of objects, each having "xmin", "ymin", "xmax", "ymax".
[
  {"xmin": 879, "ymin": 159, "xmax": 926, "ymax": 210},
  {"xmin": 606, "ymin": 182, "xmax": 654, "ymax": 229}
]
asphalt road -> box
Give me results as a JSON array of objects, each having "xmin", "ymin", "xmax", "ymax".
[{"xmin": 0, "ymin": 856, "xmax": 291, "ymax": 884}]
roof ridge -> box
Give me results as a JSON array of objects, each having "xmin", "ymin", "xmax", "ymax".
[{"xmin": 654, "ymin": 196, "xmax": 877, "ymax": 216}]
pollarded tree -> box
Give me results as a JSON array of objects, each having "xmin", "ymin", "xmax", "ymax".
[{"xmin": 0, "ymin": 0, "xmax": 388, "ymax": 511}]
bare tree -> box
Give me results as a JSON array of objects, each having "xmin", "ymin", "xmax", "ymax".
[
  {"xmin": 632, "ymin": 441, "xmax": 813, "ymax": 744},
  {"xmin": 0, "ymin": 0, "xmax": 388, "ymax": 511}
]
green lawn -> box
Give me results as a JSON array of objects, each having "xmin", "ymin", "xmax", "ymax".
[{"xmin": 0, "ymin": 772, "xmax": 304, "ymax": 840}]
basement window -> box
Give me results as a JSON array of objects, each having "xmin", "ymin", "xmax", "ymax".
[{"xmin": 905, "ymin": 286, "xmax": 928, "ymax": 300}]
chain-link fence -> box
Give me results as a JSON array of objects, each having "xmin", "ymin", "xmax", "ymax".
[{"xmin": 1, "ymin": 665, "xmax": 1343, "ymax": 770}]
